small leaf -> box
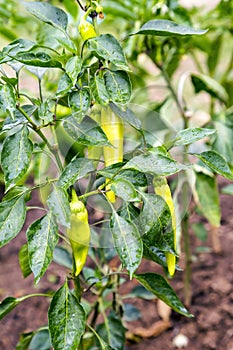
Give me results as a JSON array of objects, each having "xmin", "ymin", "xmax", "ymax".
[
  {"xmin": 48, "ymin": 281, "xmax": 86, "ymax": 350},
  {"xmin": 174, "ymin": 128, "xmax": 215, "ymax": 146},
  {"xmin": 0, "ymin": 83, "xmax": 16, "ymax": 118},
  {"xmin": 191, "ymin": 73, "xmax": 228, "ymax": 103},
  {"xmin": 123, "ymin": 303, "xmax": 141, "ymax": 321},
  {"xmin": 139, "ymin": 193, "xmax": 175, "ymax": 254},
  {"xmin": 63, "ymin": 116, "xmax": 110, "ymax": 146},
  {"xmin": 47, "ymin": 186, "xmax": 71, "ymax": 227},
  {"xmin": 14, "ymin": 52, "xmax": 62, "ymax": 68},
  {"xmin": 98, "ymin": 164, "xmax": 147, "ymax": 187},
  {"xmin": 0, "ymin": 297, "xmax": 21, "ymax": 320},
  {"xmin": 110, "ymin": 210, "xmax": 143, "ymax": 279},
  {"xmin": 18, "ymin": 244, "xmax": 32, "ymax": 278},
  {"xmin": 112, "ymin": 178, "xmax": 139, "ymax": 202},
  {"xmin": 132, "ymin": 19, "xmax": 207, "ymax": 36},
  {"xmin": 16, "ymin": 332, "xmax": 34, "ymax": 350},
  {"xmin": 221, "ymin": 184, "xmax": 233, "ymax": 195},
  {"xmin": 123, "ymin": 150, "xmax": 186, "ymax": 176},
  {"xmin": 192, "ymin": 223, "xmax": 208, "ymax": 241},
  {"xmin": 109, "ymin": 102, "xmax": 141, "ymax": 130},
  {"xmin": 96, "ymin": 311, "xmax": 125, "ymax": 350},
  {"xmin": 135, "ymin": 273, "xmax": 192, "ymax": 317},
  {"xmin": 0, "ymin": 196, "xmax": 26, "ymax": 248},
  {"xmin": 57, "ymin": 157, "xmax": 94, "ymax": 189},
  {"xmin": 104, "ymin": 70, "xmax": 131, "ymax": 105},
  {"xmin": 65, "ymin": 56, "xmax": 82, "ymax": 85},
  {"xmin": 24, "ymin": 2, "xmax": 68, "ymax": 31},
  {"xmin": 87, "ymin": 34, "xmax": 129, "ymax": 71},
  {"xmin": 56, "ymin": 74, "xmax": 73, "ymax": 97},
  {"xmin": 195, "ymin": 172, "xmax": 221, "ymax": 227},
  {"xmin": 29, "ymin": 329, "xmax": 51, "ymax": 350},
  {"xmin": 129, "ymin": 285, "xmax": 156, "ymax": 300},
  {"xmin": 27, "ymin": 212, "xmax": 58, "ymax": 283},
  {"xmin": 53, "ymin": 246, "xmax": 73, "ymax": 270},
  {"xmin": 193, "ymin": 151, "xmax": 233, "ymax": 180},
  {"xmin": 68, "ymin": 89, "xmax": 91, "ymax": 121},
  {"xmin": 1, "ymin": 125, "xmax": 33, "ymax": 190},
  {"xmin": 2, "ymin": 38, "xmax": 37, "ymax": 57},
  {"xmin": 91, "ymin": 75, "xmax": 110, "ymax": 105}
]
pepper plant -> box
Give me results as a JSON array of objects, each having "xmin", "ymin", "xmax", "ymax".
[{"xmin": 0, "ymin": 1, "xmax": 232, "ymax": 349}]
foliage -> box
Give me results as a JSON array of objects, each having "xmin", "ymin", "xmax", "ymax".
[{"xmin": 0, "ymin": 0, "xmax": 232, "ymax": 349}]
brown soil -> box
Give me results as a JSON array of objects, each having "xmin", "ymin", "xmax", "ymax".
[{"xmin": 0, "ymin": 179, "xmax": 233, "ymax": 350}]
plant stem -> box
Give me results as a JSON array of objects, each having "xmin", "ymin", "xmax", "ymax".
[
  {"xmin": 182, "ymin": 200, "xmax": 192, "ymax": 307},
  {"xmin": 17, "ymin": 106, "xmax": 63, "ymax": 172}
]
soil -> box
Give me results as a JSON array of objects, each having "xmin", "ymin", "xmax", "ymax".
[{"xmin": 0, "ymin": 178, "xmax": 233, "ymax": 350}]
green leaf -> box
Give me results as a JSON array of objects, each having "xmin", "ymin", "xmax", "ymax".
[
  {"xmin": 123, "ymin": 150, "xmax": 186, "ymax": 176},
  {"xmin": 212, "ymin": 119, "xmax": 233, "ymax": 164},
  {"xmin": 195, "ymin": 172, "xmax": 221, "ymax": 227},
  {"xmin": 29, "ymin": 329, "xmax": 51, "ymax": 350},
  {"xmin": 65, "ymin": 56, "xmax": 82, "ymax": 85},
  {"xmin": 192, "ymin": 223, "xmax": 208, "ymax": 241},
  {"xmin": 87, "ymin": 34, "xmax": 129, "ymax": 71},
  {"xmin": 109, "ymin": 102, "xmax": 141, "ymax": 130},
  {"xmin": 27, "ymin": 212, "xmax": 58, "ymax": 283},
  {"xmin": 24, "ymin": 2, "xmax": 68, "ymax": 31},
  {"xmin": 14, "ymin": 52, "xmax": 62, "ymax": 68},
  {"xmin": 0, "ymin": 297, "xmax": 21, "ymax": 320},
  {"xmin": 57, "ymin": 157, "xmax": 94, "ymax": 189},
  {"xmin": 191, "ymin": 73, "xmax": 228, "ymax": 103},
  {"xmin": 98, "ymin": 164, "xmax": 147, "ymax": 187},
  {"xmin": 112, "ymin": 178, "xmax": 139, "ymax": 202},
  {"xmin": 1, "ymin": 125, "xmax": 33, "ymax": 190},
  {"xmin": 123, "ymin": 303, "xmax": 141, "ymax": 321},
  {"xmin": 135, "ymin": 273, "xmax": 192, "ymax": 317},
  {"xmin": 53, "ymin": 246, "xmax": 73, "ymax": 270},
  {"xmin": 193, "ymin": 151, "xmax": 233, "ymax": 180},
  {"xmin": 132, "ymin": 19, "xmax": 207, "ymax": 36},
  {"xmin": 0, "ymin": 83, "xmax": 16, "ymax": 118},
  {"xmin": 96, "ymin": 312, "xmax": 125, "ymax": 350},
  {"xmin": 221, "ymin": 184, "xmax": 233, "ymax": 195},
  {"xmin": 173, "ymin": 128, "xmax": 215, "ymax": 146},
  {"xmin": 139, "ymin": 193, "xmax": 175, "ymax": 254},
  {"xmin": 91, "ymin": 75, "xmax": 110, "ymax": 105},
  {"xmin": 3, "ymin": 105, "xmax": 36, "ymax": 131},
  {"xmin": 110, "ymin": 210, "xmax": 143, "ymax": 279},
  {"xmin": 57, "ymin": 74, "xmax": 73, "ymax": 97},
  {"xmin": 47, "ymin": 186, "xmax": 71, "ymax": 228},
  {"xmin": 18, "ymin": 244, "xmax": 32, "ymax": 278},
  {"xmin": 68, "ymin": 89, "xmax": 91, "ymax": 121},
  {"xmin": 2, "ymin": 38, "xmax": 37, "ymax": 57},
  {"xmin": 16, "ymin": 332, "xmax": 34, "ymax": 350},
  {"xmin": 129, "ymin": 285, "xmax": 156, "ymax": 300},
  {"xmin": 0, "ymin": 196, "xmax": 26, "ymax": 248},
  {"xmin": 63, "ymin": 116, "xmax": 110, "ymax": 146},
  {"xmin": 104, "ymin": 70, "xmax": 131, "ymax": 105},
  {"xmin": 48, "ymin": 281, "xmax": 86, "ymax": 350}
]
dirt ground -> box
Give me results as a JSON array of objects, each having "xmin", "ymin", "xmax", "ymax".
[{"xmin": 0, "ymin": 177, "xmax": 233, "ymax": 350}]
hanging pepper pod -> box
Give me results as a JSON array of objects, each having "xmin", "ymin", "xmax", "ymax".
[
  {"xmin": 78, "ymin": 16, "xmax": 97, "ymax": 41},
  {"xmin": 101, "ymin": 106, "xmax": 124, "ymax": 203},
  {"xmin": 153, "ymin": 176, "xmax": 177, "ymax": 276},
  {"xmin": 67, "ymin": 190, "xmax": 91, "ymax": 276}
]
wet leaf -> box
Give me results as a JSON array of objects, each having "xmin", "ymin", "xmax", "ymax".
[{"xmin": 48, "ymin": 281, "xmax": 86, "ymax": 350}]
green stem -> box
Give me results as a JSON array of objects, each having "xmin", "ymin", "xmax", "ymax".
[
  {"xmin": 38, "ymin": 78, "xmax": 43, "ymax": 101},
  {"xmin": 182, "ymin": 206, "xmax": 192, "ymax": 307},
  {"xmin": 19, "ymin": 293, "xmax": 52, "ymax": 302},
  {"xmin": 156, "ymin": 63, "xmax": 188, "ymax": 122}
]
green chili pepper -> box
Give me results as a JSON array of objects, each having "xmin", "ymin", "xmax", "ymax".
[
  {"xmin": 67, "ymin": 190, "xmax": 90, "ymax": 276},
  {"xmin": 101, "ymin": 106, "xmax": 124, "ymax": 203},
  {"xmin": 88, "ymin": 105, "xmax": 102, "ymax": 167},
  {"xmin": 153, "ymin": 176, "xmax": 177, "ymax": 276}
]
